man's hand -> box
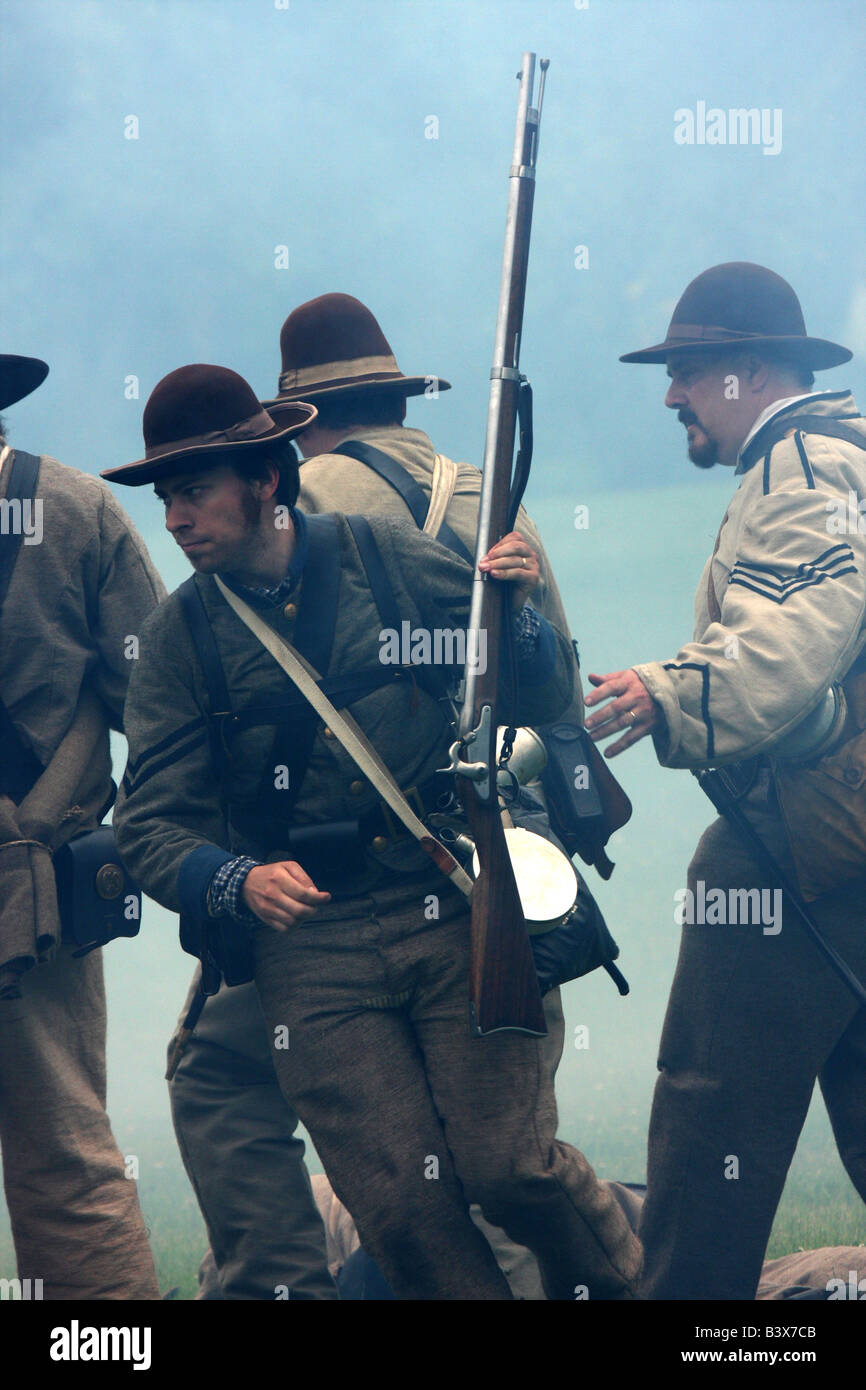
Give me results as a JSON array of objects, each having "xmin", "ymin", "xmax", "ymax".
[
  {"xmin": 242, "ymin": 861, "xmax": 331, "ymax": 933},
  {"xmin": 584, "ymin": 668, "xmax": 661, "ymax": 757},
  {"xmin": 478, "ymin": 531, "xmax": 540, "ymax": 610}
]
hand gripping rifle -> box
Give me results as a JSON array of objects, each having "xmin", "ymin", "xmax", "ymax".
[{"xmin": 446, "ymin": 53, "xmax": 550, "ymax": 1038}]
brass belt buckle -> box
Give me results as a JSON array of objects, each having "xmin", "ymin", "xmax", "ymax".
[{"xmin": 380, "ymin": 784, "xmax": 425, "ymax": 842}]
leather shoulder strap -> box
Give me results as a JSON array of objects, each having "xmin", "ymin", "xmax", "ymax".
[
  {"xmin": 0, "ymin": 449, "xmax": 41, "ymax": 611},
  {"xmin": 291, "ymin": 513, "xmax": 340, "ymax": 674},
  {"xmin": 740, "ymin": 414, "xmax": 866, "ymax": 474},
  {"xmin": 333, "ymin": 440, "xmax": 473, "ymax": 563},
  {"xmin": 178, "ymin": 577, "xmax": 232, "ymax": 715},
  {"xmin": 344, "ymin": 513, "xmax": 402, "ymax": 635}
]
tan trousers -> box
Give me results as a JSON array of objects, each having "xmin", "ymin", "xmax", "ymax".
[
  {"xmin": 253, "ymin": 884, "xmax": 642, "ymax": 1300},
  {"xmin": 0, "ymin": 943, "xmax": 159, "ymax": 1299}
]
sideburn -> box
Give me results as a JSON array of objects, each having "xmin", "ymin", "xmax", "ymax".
[{"xmin": 239, "ymin": 482, "xmax": 266, "ymax": 531}]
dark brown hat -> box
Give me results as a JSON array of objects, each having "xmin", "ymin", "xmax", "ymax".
[
  {"xmin": 620, "ymin": 262, "xmax": 852, "ymax": 370},
  {"xmin": 0, "ymin": 353, "xmax": 49, "ymax": 411},
  {"xmin": 102, "ymin": 364, "xmax": 317, "ymax": 486},
  {"xmin": 261, "ymin": 293, "xmax": 451, "ymax": 414}
]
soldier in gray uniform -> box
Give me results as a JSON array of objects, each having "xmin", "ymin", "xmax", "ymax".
[
  {"xmin": 163, "ymin": 295, "xmax": 589, "ymax": 1300},
  {"xmin": 105, "ymin": 361, "xmax": 641, "ymax": 1300},
  {"xmin": 585, "ymin": 263, "xmax": 866, "ymax": 1299},
  {"xmin": 0, "ymin": 348, "xmax": 162, "ymax": 1299}
]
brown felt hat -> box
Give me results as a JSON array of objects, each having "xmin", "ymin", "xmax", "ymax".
[
  {"xmin": 620, "ymin": 262, "xmax": 852, "ymax": 370},
  {"xmin": 261, "ymin": 293, "xmax": 450, "ymax": 414},
  {"xmin": 102, "ymin": 364, "xmax": 317, "ymax": 486},
  {"xmin": 0, "ymin": 352, "xmax": 49, "ymax": 410}
]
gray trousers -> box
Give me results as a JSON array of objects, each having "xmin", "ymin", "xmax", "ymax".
[
  {"xmin": 0, "ymin": 944, "xmax": 160, "ymax": 1300},
  {"xmin": 639, "ymin": 778, "xmax": 866, "ymax": 1300},
  {"xmin": 168, "ymin": 976, "xmax": 337, "ymax": 1300},
  {"xmin": 169, "ymin": 965, "xmax": 568, "ymax": 1299},
  {"xmin": 251, "ymin": 885, "xmax": 640, "ymax": 1300}
]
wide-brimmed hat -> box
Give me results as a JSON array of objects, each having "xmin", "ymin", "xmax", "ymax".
[
  {"xmin": 0, "ymin": 352, "xmax": 49, "ymax": 411},
  {"xmin": 261, "ymin": 293, "xmax": 451, "ymax": 414},
  {"xmin": 102, "ymin": 364, "xmax": 317, "ymax": 486},
  {"xmin": 620, "ymin": 262, "xmax": 852, "ymax": 370}
]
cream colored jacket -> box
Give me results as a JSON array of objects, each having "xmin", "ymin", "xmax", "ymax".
[{"xmin": 634, "ymin": 392, "xmax": 866, "ymax": 769}]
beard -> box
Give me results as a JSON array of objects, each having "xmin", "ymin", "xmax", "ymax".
[
  {"xmin": 679, "ymin": 411, "xmax": 719, "ymax": 469},
  {"xmin": 180, "ymin": 488, "xmax": 265, "ymax": 573}
]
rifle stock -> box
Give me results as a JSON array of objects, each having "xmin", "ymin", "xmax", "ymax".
[{"xmin": 456, "ymin": 53, "xmax": 549, "ymax": 1038}]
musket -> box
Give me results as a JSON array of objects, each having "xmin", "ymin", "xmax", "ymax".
[{"xmin": 448, "ymin": 53, "xmax": 550, "ymax": 1038}]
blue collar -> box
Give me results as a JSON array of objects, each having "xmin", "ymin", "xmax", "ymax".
[{"xmin": 220, "ymin": 507, "xmax": 308, "ymax": 608}]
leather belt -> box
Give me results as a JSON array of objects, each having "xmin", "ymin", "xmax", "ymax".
[{"xmin": 358, "ymin": 771, "xmax": 457, "ymax": 849}]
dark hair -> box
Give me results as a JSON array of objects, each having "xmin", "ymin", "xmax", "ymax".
[
  {"xmin": 312, "ymin": 389, "xmax": 406, "ymax": 432},
  {"xmin": 231, "ymin": 439, "xmax": 300, "ymax": 509},
  {"xmin": 762, "ymin": 350, "xmax": 815, "ymax": 392},
  {"xmin": 728, "ymin": 345, "xmax": 815, "ymax": 392}
]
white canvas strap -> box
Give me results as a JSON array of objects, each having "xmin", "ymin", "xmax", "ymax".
[
  {"xmin": 213, "ymin": 575, "xmax": 473, "ymax": 898},
  {"xmin": 424, "ymin": 453, "xmax": 459, "ymax": 539}
]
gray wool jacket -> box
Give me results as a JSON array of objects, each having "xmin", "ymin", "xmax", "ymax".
[
  {"xmin": 0, "ymin": 442, "xmax": 165, "ymax": 986},
  {"xmin": 113, "ymin": 511, "xmax": 573, "ymax": 925},
  {"xmin": 0, "ymin": 443, "xmax": 166, "ymax": 773}
]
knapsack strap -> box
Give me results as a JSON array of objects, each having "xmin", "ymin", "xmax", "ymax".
[
  {"xmin": 426, "ymin": 454, "xmax": 459, "ymax": 540},
  {"xmin": 178, "ymin": 515, "xmax": 346, "ymax": 832},
  {"xmin": 344, "ymin": 514, "xmax": 454, "ymax": 702},
  {"xmin": 333, "ymin": 440, "xmax": 473, "ymax": 563},
  {"xmin": 344, "ymin": 513, "xmax": 402, "ymax": 634},
  {"xmin": 740, "ymin": 413, "xmax": 866, "ymax": 474},
  {"xmin": 178, "ymin": 576, "xmax": 231, "ymax": 717}
]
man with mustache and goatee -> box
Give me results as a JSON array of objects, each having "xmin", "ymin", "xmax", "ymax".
[{"xmin": 585, "ymin": 262, "xmax": 866, "ymax": 1299}]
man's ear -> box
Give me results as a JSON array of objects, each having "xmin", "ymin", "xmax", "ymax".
[
  {"xmin": 252, "ymin": 462, "xmax": 281, "ymax": 501},
  {"xmin": 744, "ymin": 354, "xmax": 772, "ymax": 392}
]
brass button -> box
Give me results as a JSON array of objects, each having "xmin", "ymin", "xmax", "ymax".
[
  {"xmin": 845, "ymin": 766, "xmax": 860, "ymax": 785},
  {"xmin": 283, "ymin": 601, "xmax": 298, "ymax": 620},
  {"xmin": 349, "ymin": 779, "xmax": 365, "ymax": 796},
  {"xmin": 323, "ymin": 726, "xmax": 335, "ymax": 739},
  {"xmin": 95, "ymin": 863, "xmax": 124, "ymax": 900},
  {"xmin": 371, "ymin": 835, "xmax": 388, "ymax": 853}
]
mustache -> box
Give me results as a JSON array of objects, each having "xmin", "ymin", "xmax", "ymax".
[{"xmin": 678, "ymin": 409, "xmax": 700, "ymax": 427}]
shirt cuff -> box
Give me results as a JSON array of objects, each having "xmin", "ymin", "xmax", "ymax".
[
  {"xmin": 513, "ymin": 603, "xmax": 542, "ymax": 659},
  {"xmin": 512, "ymin": 604, "xmax": 557, "ymax": 684},
  {"xmin": 207, "ymin": 855, "xmax": 261, "ymax": 925}
]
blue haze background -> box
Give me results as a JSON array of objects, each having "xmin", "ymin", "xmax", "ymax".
[{"xmin": 1, "ymin": 0, "xmax": 865, "ymax": 1290}]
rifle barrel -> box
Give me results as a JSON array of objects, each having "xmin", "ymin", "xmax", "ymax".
[{"xmin": 462, "ymin": 51, "xmax": 546, "ymax": 734}]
